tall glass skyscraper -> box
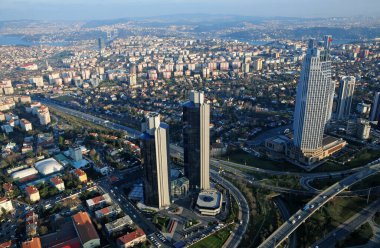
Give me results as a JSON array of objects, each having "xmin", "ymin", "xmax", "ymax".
[
  {"xmin": 336, "ymin": 76, "xmax": 356, "ymax": 120},
  {"xmin": 140, "ymin": 113, "xmax": 171, "ymax": 209},
  {"xmin": 183, "ymin": 91, "xmax": 210, "ymax": 191},
  {"xmin": 293, "ymin": 39, "xmax": 333, "ymax": 164}
]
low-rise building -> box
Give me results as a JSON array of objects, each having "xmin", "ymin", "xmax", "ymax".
[
  {"xmin": 86, "ymin": 194, "xmax": 112, "ymax": 209},
  {"xmin": 22, "ymin": 237, "xmax": 41, "ymax": 248},
  {"xmin": 196, "ymin": 190, "xmax": 223, "ymax": 216},
  {"xmin": 25, "ymin": 186, "xmax": 40, "ymax": 202},
  {"xmin": 94, "ymin": 205, "xmax": 122, "ymax": 219},
  {"xmin": 105, "ymin": 216, "xmax": 134, "ymax": 235},
  {"xmin": 50, "ymin": 176, "xmax": 65, "ymax": 191},
  {"xmin": 0, "ymin": 198, "xmax": 14, "ymax": 214},
  {"xmin": 72, "ymin": 212, "xmax": 100, "ymax": 248},
  {"xmin": 20, "ymin": 119, "xmax": 32, "ymax": 131},
  {"xmin": 117, "ymin": 229, "xmax": 146, "ymax": 248},
  {"xmin": 73, "ymin": 169, "xmax": 87, "ymax": 183}
]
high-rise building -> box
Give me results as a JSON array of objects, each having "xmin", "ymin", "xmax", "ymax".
[
  {"xmin": 98, "ymin": 38, "xmax": 105, "ymax": 57},
  {"xmin": 293, "ymin": 39, "xmax": 332, "ymax": 165},
  {"xmin": 129, "ymin": 64, "xmax": 137, "ymax": 87},
  {"xmin": 336, "ymin": 76, "xmax": 356, "ymax": 120},
  {"xmin": 370, "ymin": 92, "xmax": 380, "ymax": 122},
  {"xmin": 324, "ymin": 35, "xmax": 333, "ymax": 50},
  {"xmin": 183, "ymin": 91, "xmax": 210, "ymax": 191},
  {"xmin": 140, "ymin": 113, "xmax": 171, "ymax": 209},
  {"xmin": 253, "ymin": 58, "xmax": 263, "ymax": 71}
]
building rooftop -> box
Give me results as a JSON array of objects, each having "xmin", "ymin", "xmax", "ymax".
[
  {"xmin": 117, "ymin": 228, "xmax": 145, "ymax": 244},
  {"xmin": 72, "ymin": 212, "xmax": 99, "ymax": 245},
  {"xmin": 22, "ymin": 238, "xmax": 42, "ymax": 248},
  {"xmin": 25, "ymin": 186, "xmax": 39, "ymax": 195}
]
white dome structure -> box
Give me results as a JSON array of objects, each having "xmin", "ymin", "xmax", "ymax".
[
  {"xmin": 11, "ymin": 168, "xmax": 39, "ymax": 180},
  {"xmin": 35, "ymin": 158, "xmax": 64, "ymax": 175}
]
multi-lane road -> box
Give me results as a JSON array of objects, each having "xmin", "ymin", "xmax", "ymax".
[
  {"xmin": 258, "ymin": 162, "xmax": 380, "ymax": 248},
  {"xmin": 311, "ymin": 198, "xmax": 380, "ymax": 248}
]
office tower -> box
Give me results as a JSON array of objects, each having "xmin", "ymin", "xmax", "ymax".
[
  {"xmin": 370, "ymin": 92, "xmax": 380, "ymax": 122},
  {"xmin": 140, "ymin": 113, "xmax": 171, "ymax": 209},
  {"xmin": 323, "ymin": 35, "xmax": 335, "ymax": 123},
  {"xmin": 70, "ymin": 145, "xmax": 82, "ymax": 162},
  {"xmin": 293, "ymin": 39, "xmax": 332, "ymax": 164},
  {"xmin": 336, "ymin": 76, "xmax": 356, "ymax": 120},
  {"xmin": 183, "ymin": 91, "xmax": 210, "ymax": 191}
]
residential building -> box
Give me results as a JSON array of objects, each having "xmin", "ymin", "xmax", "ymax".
[
  {"xmin": 50, "ymin": 176, "xmax": 65, "ymax": 191},
  {"xmin": 22, "ymin": 237, "xmax": 42, "ymax": 248},
  {"xmin": 25, "ymin": 186, "xmax": 40, "ymax": 202},
  {"xmin": 0, "ymin": 198, "xmax": 14, "ymax": 214},
  {"xmin": 336, "ymin": 76, "xmax": 355, "ymax": 120},
  {"xmin": 72, "ymin": 212, "xmax": 100, "ymax": 248},
  {"xmin": 117, "ymin": 229, "xmax": 146, "ymax": 248},
  {"xmin": 73, "ymin": 169, "xmax": 87, "ymax": 183},
  {"xmin": 105, "ymin": 216, "xmax": 133, "ymax": 235}
]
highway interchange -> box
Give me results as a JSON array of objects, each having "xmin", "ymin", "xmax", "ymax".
[{"xmin": 38, "ymin": 98, "xmax": 380, "ymax": 248}]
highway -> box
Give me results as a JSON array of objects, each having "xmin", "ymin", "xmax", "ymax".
[
  {"xmin": 311, "ymin": 198, "xmax": 380, "ymax": 248},
  {"xmin": 211, "ymin": 170, "xmax": 250, "ymax": 248},
  {"xmin": 40, "ymin": 99, "xmax": 249, "ymax": 248},
  {"xmin": 257, "ymin": 162, "xmax": 380, "ymax": 248}
]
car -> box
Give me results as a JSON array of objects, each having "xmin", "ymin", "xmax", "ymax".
[{"xmin": 297, "ymin": 215, "xmax": 301, "ymax": 219}]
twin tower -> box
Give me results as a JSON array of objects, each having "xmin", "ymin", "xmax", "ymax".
[{"xmin": 140, "ymin": 91, "xmax": 210, "ymax": 209}]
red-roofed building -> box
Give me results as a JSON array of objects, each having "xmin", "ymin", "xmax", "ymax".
[
  {"xmin": 72, "ymin": 212, "xmax": 100, "ymax": 248},
  {"xmin": 117, "ymin": 229, "xmax": 146, "ymax": 248},
  {"xmin": 50, "ymin": 176, "xmax": 65, "ymax": 191},
  {"xmin": 0, "ymin": 241, "xmax": 12, "ymax": 248},
  {"xmin": 22, "ymin": 237, "xmax": 41, "ymax": 248},
  {"xmin": 73, "ymin": 169, "xmax": 87, "ymax": 183},
  {"xmin": 25, "ymin": 186, "xmax": 40, "ymax": 202}
]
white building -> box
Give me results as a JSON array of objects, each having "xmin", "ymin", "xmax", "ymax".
[
  {"xmin": 20, "ymin": 119, "xmax": 33, "ymax": 131},
  {"xmin": 293, "ymin": 39, "xmax": 333, "ymax": 165},
  {"xmin": 0, "ymin": 198, "xmax": 14, "ymax": 214}
]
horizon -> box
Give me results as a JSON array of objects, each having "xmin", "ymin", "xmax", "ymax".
[{"xmin": 0, "ymin": 0, "xmax": 379, "ymax": 21}]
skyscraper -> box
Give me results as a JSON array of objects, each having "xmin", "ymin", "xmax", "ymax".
[
  {"xmin": 183, "ymin": 91, "xmax": 210, "ymax": 191},
  {"xmin": 293, "ymin": 39, "xmax": 332, "ymax": 165},
  {"xmin": 336, "ymin": 76, "xmax": 356, "ymax": 120},
  {"xmin": 323, "ymin": 35, "xmax": 335, "ymax": 123},
  {"xmin": 140, "ymin": 113, "xmax": 171, "ymax": 209},
  {"xmin": 370, "ymin": 92, "xmax": 380, "ymax": 122}
]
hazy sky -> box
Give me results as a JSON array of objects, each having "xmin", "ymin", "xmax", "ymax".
[{"xmin": 0, "ymin": 0, "xmax": 379, "ymax": 21}]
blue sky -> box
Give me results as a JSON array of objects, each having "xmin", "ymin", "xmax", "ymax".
[{"xmin": 0, "ymin": 0, "xmax": 379, "ymax": 21}]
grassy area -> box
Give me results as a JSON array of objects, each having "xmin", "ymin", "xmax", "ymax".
[
  {"xmin": 297, "ymin": 197, "xmax": 370, "ymax": 247},
  {"xmin": 337, "ymin": 222, "xmax": 373, "ymax": 247},
  {"xmin": 309, "ymin": 177, "xmax": 341, "ymax": 190},
  {"xmin": 314, "ymin": 149, "xmax": 380, "ymax": 173},
  {"xmin": 189, "ymin": 227, "xmax": 231, "ymax": 248},
  {"xmin": 222, "ymin": 149, "xmax": 303, "ymax": 172},
  {"xmin": 153, "ymin": 215, "xmax": 170, "ymax": 232},
  {"xmin": 261, "ymin": 175, "xmax": 303, "ymax": 190},
  {"xmin": 54, "ymin": 95, "xmax": 76, "ymax": 103}
]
